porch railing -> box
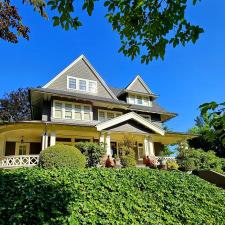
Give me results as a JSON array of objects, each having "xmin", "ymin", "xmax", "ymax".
[
  {"xmin": 155, "ymin": 156, "xmax": 176, "ymax": 165},
  {"xmin": 0, "ymin": 155, "xmax": 39, "ymax": 169}
]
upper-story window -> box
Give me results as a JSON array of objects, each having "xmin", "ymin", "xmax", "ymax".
[
  {"xmin": 53, "ymin": 100, "xmax": 92, "ymax": 121},
  {"xmin": 98, "ymin": 110, "xmax": 122, "ymax": 122},
  {"xmin": 127, "ymin": 94, "xmax": 152, "ymax": 107},
  {"xmin": 67, "ymin": 76, "xmax": 97, "ymax": 93}
]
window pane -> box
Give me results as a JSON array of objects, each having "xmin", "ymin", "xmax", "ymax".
[
  {"xmin": 99, "ymin": 111, "xmax": 105, "ymax": 121},
  {"xmin": 68, "ymin": 78, "xmax": 76, "ymax": 89},
  {"xmin": 143, "ymin": 97, "xmax": 149, "ymax": 106},
  {"xmin": 55, "ymin": 102, "xmax": 62, "ymax": 109},
  {"xmin": 74, "ymin": 105, "xmax": 81, "ymax": 120},
  {"xmin": 137, "ymin": 96, "xmax": 143, "ymax": 105},
  {"xmin": 65, "ymin": 104, "xmax": 72, "ymax": 119},
  {"xmin": 84, "ymin": 113, "xmax": 91, "ymax": 121},
  {"xmin": 79, "ymin": 80, "xmax": 86, "ymax": 91},
  {"xmin": 55, "ymin": 110, "xmax": 62, "ymax": 118},
  {"xmin": 115, "ymin": 113, "xmax": 122, "ymax": 117},
  {"xmin": 19, "ymin": 145, "xmax": 26, "ymax": 155},
  {"xmin": 84, "ymin": 106, "xmax": 91, "ymax": 112},
  {"xmin": 89, "ymin": 81, "xmax": 97, "ymax": 93},
  {"xmin": 129, "ymin": 95, "xmax": 135, "ymax": 104},
  {"xmin": 107, "ymin": 112, "xmax": 114, "ymax": 120}
]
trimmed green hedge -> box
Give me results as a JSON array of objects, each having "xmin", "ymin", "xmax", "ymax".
[
  {"xmin": 0, "ymin": 168, "xmax": 225, "ymax": 224},
  {"xmin": 39, "ymin": 144, "xmax": 86, "ymax": 169}
]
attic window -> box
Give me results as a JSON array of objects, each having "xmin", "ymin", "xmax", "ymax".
[{"xmin": 67, "ymin": 76, "xmax": 97, "ymax": 93}]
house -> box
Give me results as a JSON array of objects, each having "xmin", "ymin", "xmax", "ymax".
[{"xmin": 0, "ymin": 55, "xmax": 193, "ymax": 168}]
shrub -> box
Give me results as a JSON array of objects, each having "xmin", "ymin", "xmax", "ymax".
[
  {"xmin": 39, "ymin": 144, "xmax": 86, "ymax": 169},
  {"xmin": 120, "ymin": 146, "xmax": 136, "ymax": 167},
  {"xmin": 0, "ymin": 168, "xmax": 225, "ymax": 224},
  {"xmin": 75, "ymin": 142, "xmax": 105, "ymax": 167},
  {"xmin": 176, "ymin": 142, "xmax": 225, "ymax": 172},
  {"xmin": 167, "ymin": 160, "xmax": 179, "ymax": 170}
]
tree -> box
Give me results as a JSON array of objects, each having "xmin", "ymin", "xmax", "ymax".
[
  {"xmin": 188, "ymin": 102, "xmax": 225, "ymax": 158},
  {"xmin": 0, "ymin": 0, "xmax": 204, "ymax": 63},
  {"xmin": 0, "ymin": 88, "xmax": 31, "ymax": 122}
]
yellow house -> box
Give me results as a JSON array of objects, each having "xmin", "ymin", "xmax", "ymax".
[{"xmin": 0, "ymin": 55, "xmax": 193, "ymax": 168}]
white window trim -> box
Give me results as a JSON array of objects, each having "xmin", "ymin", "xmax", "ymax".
[
  {"xmin": 98, "ymin": 109, "xmax": 123, "ymax": 122},
  {"xmin": 127, "ymin": 94, "xmax": 152, "ymax": 107},
  {"xmin": 52, "ymin": 100, "xmax": 93, "ymax": 121},
  {"xmin": 67, "ymin": 76, "xmax": 97, "ymax": 94}
]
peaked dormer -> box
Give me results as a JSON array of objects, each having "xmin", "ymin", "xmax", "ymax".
[
  {"xmin": 43, "ymin": 55, "xmax": 117, "ymax": 100},
  {"xmin": 116, "ymin": 75, "xmax": 158, "ymax": 107}
]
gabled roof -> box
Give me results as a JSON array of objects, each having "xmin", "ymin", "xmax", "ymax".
[
  {"xmin": 125, "ymin": 75, "xmax": 156, "ymax": 95},
  {"xmin": 96, "ymin": 112, "xmax": 165, "ymax": 135},
  {"xmin": 42, "ymin": 54, "xmax": 118, "ymax": 100}
]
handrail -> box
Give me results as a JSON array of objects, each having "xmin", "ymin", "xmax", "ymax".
[{"xmin": 0, "ymin": 155, "xmax": 39, "ymax": 169}]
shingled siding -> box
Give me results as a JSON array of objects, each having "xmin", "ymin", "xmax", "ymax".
[
  {"xmin": 47, "ymin": 59, "xmax": 113, "ymax": 99},
  {"xmin": 127, "ymin": 79, "xmax": 149, "ymax": 94}
]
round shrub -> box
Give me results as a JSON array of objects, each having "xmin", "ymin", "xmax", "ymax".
[
  {"xmin": 39, "ymin": 144, "xmax": 86, "ymax": 169},
  {"xmin": 120, "ymin": 146, "xmax": 136, "ymax": 168}
]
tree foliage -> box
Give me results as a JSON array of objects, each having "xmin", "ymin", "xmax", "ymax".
[
  {"xmin": 0, "ymin": 87, "xmax": 31, "ymax": 122},
  {"xmin": 0, "ymin": 0, "xmax": 203, "ymax": 63},
  {"xmin": 189, "ymin": 101, "xmax": 225, "ymax": 157},
  {"xmin": 1, "ymin": 168, "xmax": 225, "ymax": 224}
]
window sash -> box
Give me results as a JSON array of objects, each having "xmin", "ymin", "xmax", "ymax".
[
  {"xmin": 68, "ymin": 78, "xmax": 76, "ymax": 89},
  {"xmin": 98, "ymin": 110, "xmax": 122, "ymax": 121},
  {"xmin": 79, "ymin": 79, "xmax": 87, "ymax": 91}
]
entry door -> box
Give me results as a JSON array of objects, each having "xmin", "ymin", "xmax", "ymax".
[
  {"xmin": 137, "ymin": 143, "xmax": 144, "ymax": 160},
  {"xmin": 15, "ymin": 143, "xmax": 30, "ymax": 155}
]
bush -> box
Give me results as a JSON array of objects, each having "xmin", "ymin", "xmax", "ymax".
[
  {"xmin": 39, "ymin": 144, "xmax": 86, "ymax": 169},
  {"xmin": 75, "ymin": 142, "xmax": 105, "ymax": 167},
  {"xmin": 176, "ymin": 142, "xmax": 225, "ymax": 172},
  {"xmin": 166, "ymin": 160, "xmax": 179, "ymax": 170},
  {"xmin": 120, "ymin": 146, "xmax": 136, "ymax": 167},
  {"xmin": 0, "ymin": 168, "xmax": 225, "ymax": 224}
]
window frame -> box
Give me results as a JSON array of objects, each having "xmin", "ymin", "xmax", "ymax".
[
  {"xmin": 127, "ymin": 94, "xmax": 151, "ymax": 106},
  {"xmin": 67, "ymin": 76, "xmax": 97, "ymax": 93},
  {"xmin": 98, "ymin": 110, "xmax": 122, "ymax": 122},
  {"xmin": 53, "ymin": 100, "xmax": 93, "ymax": 121}
]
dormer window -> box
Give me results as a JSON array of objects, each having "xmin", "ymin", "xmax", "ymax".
[
  {"xmin": 127, "ymin": 94, "xmax": 152, "ymax": 107},
  {"xmin": 67, "ymin": 76, "xmax": 97, "ymax": 93}
]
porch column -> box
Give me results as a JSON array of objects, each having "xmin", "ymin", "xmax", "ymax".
[
  {"xmin": 148, "ymin": 137, "xmax": 155, "ymax": 156},
  {"xmin": 99, "ymin": 132, "xmax": 105, "ymax": 145},
  {"xmin": 105, "ymin": 132, "xmax": 111, "ymax": 156},
  {"xmin": 42, "ymin": 134, "xmax": 46, "ymax": 150},
  {"xmin": 50, "ymin": 132, "xmax": 56, "ymax": 146},
  {"xmin": 45, "ymin": 134, "xmax": 49, "ymax": 149},
  {"xmin": 144, "ymin": 137, "xmax": 149, "ymax": 156}
]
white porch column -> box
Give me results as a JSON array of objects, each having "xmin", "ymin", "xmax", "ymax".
[
  {"xmin": 44, "ymin": 133, "xmax": 48, "ymax": 149},
  {"xmin": 144, "ymin": 137, "xmax": 149, "ymax": 156},
  {"xmin": 148, "ymin": 137, "xmax": 155, "ymax": 156},
  {"xmin": 105, "ymin": 132, "xmax": 111, "ymax": 156},
  {"xmin": 50, "ymin": 132, "xmax": 56, "ymax": 146},
  {"xmin": 99, "ymin": 132, "xmax": 105, "ymax": 145},
  {"xmin": 42, "ymin": 134, "xmax": 46, "ymax": 150}
]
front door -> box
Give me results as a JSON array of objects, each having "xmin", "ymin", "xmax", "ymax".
[
  {"xmin": 137, "ymin": 143, "xmax": 144, "ymax": 160},
  {"xmin": 15, "ymin": 143, "xmax": 30, "ymax": 155}
]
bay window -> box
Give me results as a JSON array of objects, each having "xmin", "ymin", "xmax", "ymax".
[
  {"xmin": 74, "ymin": 105, "xmax": 82, "ymax": 120},
  {"xmin": 83, "ymin": 106, "xmax": 91, "ymax": 120},
  {"xmin": 65, "ymin": 104, "xmax": 72, "ymax": 119}
]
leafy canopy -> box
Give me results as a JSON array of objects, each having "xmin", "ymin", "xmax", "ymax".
[
  {"xmin": 1, "ymin": 0, "xmax": 203, "ymax": 63},
  {"xmin": 0, "ymin": 87, "xmax": 31, "ymax": 122},
  {"xmin": 189, "ymin": 101, "xmax": 225, "ymax": 157}
]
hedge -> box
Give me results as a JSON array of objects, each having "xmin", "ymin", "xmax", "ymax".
[
  {"xmin": 0, "ymin": 168, "xmax": 225, "ymax": 224},
  {"xmin": 39, "ymin": 144, "xmax": 86, "ymax": 169}
]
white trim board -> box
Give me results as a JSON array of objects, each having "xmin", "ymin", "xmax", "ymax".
[
  {"xmin": 42, "ymin": 55, "xmax": 118, "ymax": 100},
  {"xmin": 96, "ymin": 112, "xmax": 165, "ymax": 135}
]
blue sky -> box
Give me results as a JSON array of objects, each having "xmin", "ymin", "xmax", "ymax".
[{"xmin": 0, "ymin": 1, "xmax": 224, "ymax": 132}]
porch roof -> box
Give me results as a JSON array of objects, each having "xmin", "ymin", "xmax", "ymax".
[{"xmin": 96, "ymin": 112, "xmax": 165, "ymax": 135}]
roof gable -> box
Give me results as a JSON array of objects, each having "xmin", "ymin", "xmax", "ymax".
[
  {"xmin": 43, "ymin": 55, "xmax": 117, "ymax": 100},
  {"xmin": 126, "ymin": 75, "xmax": 153, "ymax": 95},
  {"xmin": 96, "ymin": 112, "xmax": 165, "ymax": 135}
]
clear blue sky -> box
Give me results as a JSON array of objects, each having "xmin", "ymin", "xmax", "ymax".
[{"xmin": 0, "ymin": 1, "xmax": 224, "ymax": 132}]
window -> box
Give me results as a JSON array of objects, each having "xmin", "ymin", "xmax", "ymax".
[
  {"xmin": 19, "ymin": 145, "xmax": 27, "ymax": 155},
  {"xmin": 79, "ymin": 79, "xmax": 87, "ymax": 91},
  {"xmin": 143, "ymin": 97, "xmax": 149, "ymax": 106},
  {"xmin": 55, "ymin": 102, "xmax": 63, "ymax": 118},
  {"xmin": 89, "ymin": 81, "xmax": 97, "ymax": 93},
  {"xmin": 129, "ymin": 95, "xmax": 135, "ymax": 104},
  {"xmin": 137, "ymin": 96, "xmax": 143, "ymax": 105},
  {"xmin": 74, "ymin": 105, "xmax": 82, "ymax": 120},
  {"xmin": 98, "ymin": 110, "xmax": 122, "ymax": 122},
  {"xmin": 107, "ymin": 112, "xmax": 114, "ymax": 120},
  {"xmin": 67, "ymin": 76, "xmax": 97, "ymax": 93},
  {"xmin": 83, "ymin": 106, "xmax": 91, "ymax": 120},
  {"xmin": 68, "ymin": 77, "xmax": 76, "ymax": 89},
  {"xmin": 99, "ymin": 111, "xmax": 105, "ymax": 122},
  {"xmin": 65, "ymin": 104, "xmax": 72, "ymax": 119}
]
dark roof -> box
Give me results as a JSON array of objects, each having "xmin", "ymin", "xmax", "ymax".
[
  {"xmin": 129, "ymin": 102, "xmax": 177, "ymax": 116},
  {"xmin": 109, "ymin": 87, "xmax": 123, "ymax": 96},
  {"xmin": 31, "ymin": 88, "xmax": 128, "ymax": 106}
]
